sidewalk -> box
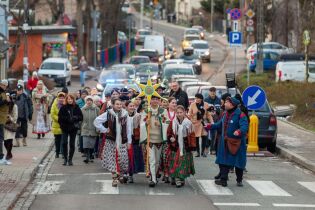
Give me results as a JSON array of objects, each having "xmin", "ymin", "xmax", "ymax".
[
  {"xmin": 0, "ymin": 129, "xmax": 54, "ymax": 210},
  {"xmin": 276, "ymin": 120, "xmax": 315, "ymax": 173}
]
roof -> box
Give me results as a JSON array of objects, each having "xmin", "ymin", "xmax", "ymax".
[
  {"xmin": 138, "ymin": 49, "xmax": 158, "ymax": 52},
  {"xmin": 43, "ymin": 58, "xmax": 69, "ymax": 63},
  {"xmin": 9, "ymin": 25, "xmax": 76, "ymax": 34},
  {"xmin": 131, "ymin": 55, "xmax": 150, "ymax": 58},
  {"xmin": 164, "ymin": 63, "xmax": 193, "ymax": 69}
]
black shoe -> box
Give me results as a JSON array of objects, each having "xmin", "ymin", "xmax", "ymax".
[
  {"xmin": 237, "ymin": 181, "xmax": 243, "ymax": 187},
  {"xmin": 171, "ymin": 178, "xmax": 176, "ymax": 185},
  {"xmin": 42, "ymin": 134, "xmax": 45, "ymax": 137},
  {"xmin": 83, "ymin": 159, "xmax": 89, "ymax": 164},
  {"xmin": 149, "ymin": 181, "xmax": 156, "ymax": 187},
  {"xmin": 37, "ymin": 134, "xmax": 41, "ymax": 139},
  {"xmin": 68, "ymin": 160, "xmax": 73, "ymax": 166},
  {"xmin": 164, "ymin": 177, "xmax": 170, "ymax": 183},
  {"xmin": 127, "ymin": 176, "xmax": 134, "ymax": 184},
  {"xmin": 63, "ymin": 159, "xmax": 67, "ymax": 166},
  {"xmin": 214, "ymin": 173, "xmax": 221, "ymax": 180},
  {"xmin": 215, "ymin": 180, "xmax": 227, "ymax": 187}
]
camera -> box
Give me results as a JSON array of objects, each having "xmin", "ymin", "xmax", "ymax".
[{"xmin": 207, "ymin": 105, "xmax": 215, "ymax": 112}]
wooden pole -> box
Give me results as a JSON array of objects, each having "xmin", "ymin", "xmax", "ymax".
[{"xmin": 146, "ymin": 109, "xmax": 151, "ymax": 176}]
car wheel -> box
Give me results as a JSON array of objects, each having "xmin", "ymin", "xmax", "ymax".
[{"xmin": 267, "ymin": 140, "xmax": 277, "ymax": 153}]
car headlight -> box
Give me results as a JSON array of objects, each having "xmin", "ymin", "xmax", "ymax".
[
  {"xmin": 201, "ymin": 32, "xmax": 204, "ymax": 37},
  {"xmin": 205, "ymin": 51, "xmax": 210, "ymax": 56},
  {"xmin": 195, "ymin": 61, "xmax": 201, "ymax": 66},
  {"xmin": 158, "ymin": 57, "xmax": 163, "ymax": 62},
  {"xmin": 96, "ymin": 83, "xmax": 104, "ymax": 91}
]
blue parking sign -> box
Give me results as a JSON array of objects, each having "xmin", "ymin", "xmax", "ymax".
[{"xmin": 229, "ymin": 32, "xmax": 242, "ymax": 47}]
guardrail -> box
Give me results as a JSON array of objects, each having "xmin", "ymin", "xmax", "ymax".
[{"xmin": 100, "ymin": 38, "xmax": 136, "ymax": 67}]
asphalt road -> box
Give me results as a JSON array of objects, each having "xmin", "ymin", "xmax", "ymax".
[{"xmin": 14, "ymin": 15, "xmax": 315, "ymax": 210}]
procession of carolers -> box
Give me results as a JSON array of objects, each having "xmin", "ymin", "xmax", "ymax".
[{"xmin": 0, "ymin": 74, "xmax": 249, "ymax": 189}]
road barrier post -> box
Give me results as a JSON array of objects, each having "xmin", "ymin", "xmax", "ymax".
[{"xmin": 247, "ymin": 114, "xmax": 259, "ymax": 152}]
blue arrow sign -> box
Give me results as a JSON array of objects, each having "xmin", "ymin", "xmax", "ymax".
[{"xmin": 242, "ymin": 85, "xmax": 266, "ymax": 110}]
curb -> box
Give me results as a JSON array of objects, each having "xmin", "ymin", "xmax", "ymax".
[
  {"xmin": 5, "ymin": 141, "xmax": 54, "ymax": 210},
  {"xmin": 276, "ymin": 145, "xmax": 315, "ymax": 174}
]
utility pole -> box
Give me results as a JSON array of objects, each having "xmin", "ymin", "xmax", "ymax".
[
  {"xmin": 140, "ymin": 0, "xmax": 144, "ymax": 29},
  {"xmin": 210, "ymin": 0, "xmax": 214, "ymax": 33},
  {"xmin": 23, "ymin": 0, "xmax": 29, "ymax": 82},
  {"xmin": 256, "ymin": 0, "xmax": 264, "ymax": 74},
  {"xmin": 91, "ymin": 10, "xmax": 100, "ymax": 70}
]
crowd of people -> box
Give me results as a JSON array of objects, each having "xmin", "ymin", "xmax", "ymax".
[{"xmin": 0, "ymin": 76, "xmax": 249, "ymax": 189}]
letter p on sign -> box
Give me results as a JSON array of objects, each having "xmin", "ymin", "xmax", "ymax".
[{"xmin": 229, "ymin": 32, "xmax": 242, "ymax": 47}]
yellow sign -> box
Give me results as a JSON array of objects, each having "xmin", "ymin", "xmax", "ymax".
[
  {"xmin": 245, "ymin": 9, "xmax": 255, "ymax": 18},
  {"xmin": 303, "ymin": 30, "xmax": 311, "ymax": 46}
]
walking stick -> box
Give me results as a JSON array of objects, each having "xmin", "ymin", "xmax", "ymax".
[{"xmin": 146, "ymin": 109, "xmax": 151, "ymax": 177}]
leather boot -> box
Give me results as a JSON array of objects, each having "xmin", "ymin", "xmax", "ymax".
[
  {"xmin": 22, "ymin": 138, "xmax": 27, "ymax": 146},
  {"xmin": 13, "ymin": 138, "xmax": 21, "ymax": 147}
]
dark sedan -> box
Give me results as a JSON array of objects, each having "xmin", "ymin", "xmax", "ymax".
[{"xmin": 136, "ymin": 63, "xmax": 160, "ymax": 84}]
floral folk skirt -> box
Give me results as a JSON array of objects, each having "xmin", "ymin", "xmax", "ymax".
[
  {"xmin": 102, "ymin": 139, "xmax": 129, "ymax": 174},
  {"xmin": 169, "ymin": 149, "xmax": 195, "ymax": 180}
]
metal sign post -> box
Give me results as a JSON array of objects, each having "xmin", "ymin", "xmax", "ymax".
[{"xmin": 303, "ymin": 30, "xmax": 311, "ymax": 82}]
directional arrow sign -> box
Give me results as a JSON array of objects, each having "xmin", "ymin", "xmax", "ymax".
[{"xmin": 242, "ymin": 85, "xmax": 266, "ymax": 110}]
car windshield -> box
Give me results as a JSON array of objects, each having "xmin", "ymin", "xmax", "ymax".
[
  {"xmin": 185, "ymin": 36, "xmax": 199, "ymax": 41},
  {"xmin": 138, "ymin": 51, "xmax": 158, "ymax": 58},
  {"xmin": 164, "ymin": 68, "xmax": 193, "ymax": 80},
  {"xmin": 192, "ymin": 43, "xmax": 209, "ymax": 49},
  {"xmin": 139, "ymin": 31, "xmax": 150, "ymax": 35},
  {"xmin": 99, "ymin": 71, "xmax": 129, "ymax": 84},
  {"xmin": 186, "ymin": 30, "xmax": 199, "ymax": 35},
  {"xmin": 201, "ymin": 88, "xmax": 237, "ymax": 99},
  {"xmin": 41, "ymin": 62, "xmax": 64, "ymax": 70},
  {"xmin": 137, "ymin": 65, "xmax": 159, "ymax": 73},
  {"xmin": 130, "ymin": 57, "xmax": 150, "ymax": 64},
  {"xmin": 187, "ymin": 87, "xmax": 200, "ymax": 97}
]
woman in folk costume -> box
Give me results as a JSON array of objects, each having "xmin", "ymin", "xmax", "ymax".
[
  {"xmin": 167, "ymin": 105, "xmax": 195, "ymax": 188},
  {"xmin": 126, "ymin": 100, "xmax": 144, "ymax": 183},
  {"xmin": 31, "ymin": 80, "xmax": 51, "ymax": 139},
  {"xmin": 160, "ymin": 97, "xmax": 177, "ymax": 183},
  {"xmin": 94, "ymin": 98, "xmax": 131, "ymax": 187},
  {"xmin": 188, "ymin": 93, "xmax": 209, "ymax": 157},
  {"xmin": 141, "ymin": 96, "xmax": 168, "ymax": 187}
]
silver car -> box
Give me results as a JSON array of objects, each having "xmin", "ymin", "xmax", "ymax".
[{"xmin": 191, "ymin": 40, "xmax": 211, "ymax": 63}]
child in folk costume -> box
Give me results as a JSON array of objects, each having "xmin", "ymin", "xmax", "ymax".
[
  {"xmin": 167, "ymin": 105, "xmax": 195, "ymax": 188},
  {"xmin": 93, "ymin": 98, "xmax": 131, "ymax": 187},
  {"xmin": 126, "ymin": 100, "xmax": 144, "ymax": 183},
  {"xmin": 141, "ymin": 96, "xmax": 168, "ymax": 187},
  {"xmin": 160, "ymin": 97, "xmax": 177, "ymax": 183}
]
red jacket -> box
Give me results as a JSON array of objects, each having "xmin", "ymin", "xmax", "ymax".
[{"xmin": 27, "ymin": 78, "xmax": 39, "ymax": 91}]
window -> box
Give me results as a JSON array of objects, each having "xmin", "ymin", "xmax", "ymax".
[
  {"xmin": 164, "ymin": 68, "xmax": 194, "ymax": 80},
  {"xmin": 191, "ymin": 43, "xmax": 209, "ymax": 49},
  {"xmin": 137, "ymin": 65, "xmax": 159, "ymax": 73},
  {"xmin": 270, "ymin": 53, "xmax": 280, "ymax": 61},
  {"xmin": 41, "ymin": 62, "xmax": 64, "ymax": 70},
  {"xmin": 308, "ymin": 64, "xmax": 315, "ymax": 73}
]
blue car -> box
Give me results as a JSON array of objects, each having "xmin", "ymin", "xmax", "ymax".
[{"xmin": 249, "ymin": 51, "xmax": 280, "ymax": 72}]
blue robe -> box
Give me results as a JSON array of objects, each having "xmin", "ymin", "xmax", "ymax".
[{"xmin": 211, "ymin": 108, "xmax": 249, "ymax": 169}]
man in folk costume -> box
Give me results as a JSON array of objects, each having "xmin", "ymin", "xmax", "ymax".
[
  {"xmin": 205, "ymin": 96, "xmax": 249, "ymax": 187},
  {"xmin": 141, "ymin": 95, "xmax": 168, "ymax": 187},
  {"xmin": 94, "ymin": 98, "xmax": 131, "ymax": 187}
]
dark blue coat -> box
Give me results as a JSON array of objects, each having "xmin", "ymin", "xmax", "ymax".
[{"xmin": 210, "ymin": 108, "xmax": 248, "ymax": 169}]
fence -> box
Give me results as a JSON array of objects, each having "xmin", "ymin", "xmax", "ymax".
[{"xmin": 100, "ymin": 38, "xmax": 136, "ymax": 67}]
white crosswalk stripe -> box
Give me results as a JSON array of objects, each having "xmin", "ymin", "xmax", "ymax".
[
  {"xmin": 197, "ymin": 180, "xmax": 233, "ymax": 195},
  {"xmin": 89, "ymin": 180, "xmax": 119, "ymax": 194},
  {"xmin": 246, "ymin": 180, "xmax": 292, "ymax": 196},
  {"xmin": 32, "ymin": 181, "xmax": 64, "ymax": 195},
  {"xmin": 298, "ymin": 182, "xmax": 315, "ymax": 193}
]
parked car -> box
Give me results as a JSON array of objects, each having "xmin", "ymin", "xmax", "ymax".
[
  {"xmin": 248, "ymin": 101, "xmax": 278, "ymax": 153},
  {"xmin": 135, "ymin": 29, "xmax": 152, "ymax": 45},
  {"xmin": 138, "ymin": 49, "xmax": 160, "ymax": 63},
  {"xmin": 191, "ymin": 40, "xmax": 211, "ymax": 63},
  {"xmin": 246, "ymin": 42, "xmax": 294, "ymax": 59},
  {"xmin": 275, "ymin": 61, "xmax": 315, "ymax": 82},
  {"xmin": 181, "ymin": 34, "xmax": 200, "ymax": 50},
  {"xmin": 248, "ymin": 51, "xmax": 281, "ymax": 72},
  {"xmin": 184, "ymin": 28, "xmax": 201, "ymax": 36},
  {"xmin": 136, "ymin": 63, "xmax": 160, "ymax": 84},
  {"xmin": 38, "ymin": 58, "xmax": 72, "ymax": 86},
  {"xmin": 128, "ymin": 56, "xmax": 151, "ymax": 67},
  {"xmin": 111, "ymin": 64, "xmax": 136, "ymax": 79},
  {"xmin": 192, "ymin": 25, "xmax": 205, "ymax": 39},
  {"xmin": 162, "ymin": 64, "xmax": 195, "ymax": 82}
]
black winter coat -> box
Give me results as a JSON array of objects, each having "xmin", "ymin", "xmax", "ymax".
[
  {"xmin": 58, "ymin": 104, "xmax": 83, "ymax": 133},
  {"xmin": 169, "ymin": 88, "xmax": 189, "ymax": 110}
]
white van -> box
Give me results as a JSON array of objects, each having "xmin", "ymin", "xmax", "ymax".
[
  {"xmin": 144, "ymin": 35, "xmax": 165, "ymax": 57},
  {"xmin": 38, "ymin": 58, "xmax": 72, "ymax": 86},
  {"xmin": 275, "ymin": 61, "xmax": 315, "ymax": 82}
]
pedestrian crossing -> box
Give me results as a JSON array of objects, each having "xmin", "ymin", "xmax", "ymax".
[{"xmin": 32, "ymin": 177, "xmax": 315, "ymax": 198}]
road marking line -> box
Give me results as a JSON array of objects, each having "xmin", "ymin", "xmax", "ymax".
[
  {"xmin": 298, "ymin": 182, "xmax": 315, "ymax": 193},
  {"xmin": 197, "ymin": 180, "xmax": 233, "ymax": 195},
  {"xmin": 246, "ymin": 180, "xmax": 291, "ymax": 196},
  {"xmin": 273, "ymin": 204, "xmax": 315, "ymax": 208},
  {"xmin": 146, "ymin": 188, "xmax": 175, "ymax": 196},
  {"xmin": 89, "ymin": 180, "xmax": 119, "ymax": 194},
  {"xmin": 214, "ymin": 203, "xmax": 260, "ymax": 207},
  {"xmin": 32, "ymin": 181, "xmax": 64, "ymax": 194}
]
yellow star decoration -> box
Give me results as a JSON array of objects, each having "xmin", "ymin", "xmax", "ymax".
[{"xmin": 137, "ymin": 75, "xmax": 162, "ymax": 106}]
